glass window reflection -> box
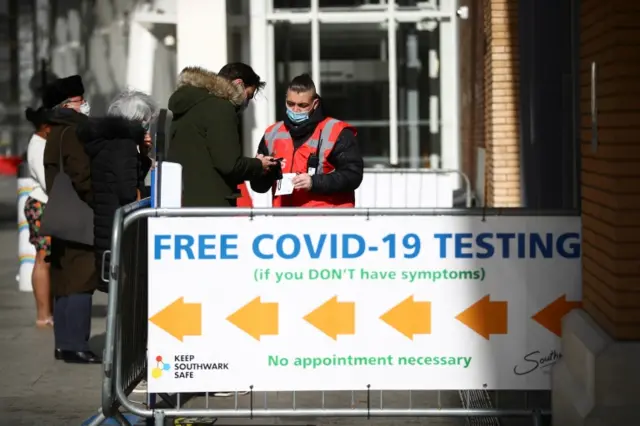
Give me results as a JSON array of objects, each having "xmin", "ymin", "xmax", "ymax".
[
  {"xmin": 396, "ymin": 22, "xmax": 442, "ymax": 169},
  {"xmin": 271, "ymin": 2, "xmax": 445, "ymax": 168},
  {"xmin": 273, "ymin": 0, "xmax": 310, "ymax": 9},
  {"xmin": 274, "ymin": 23, "xmax": 312, "ymax": 117},
  {"xmin": 318, "ymin": 23, "xmax": 390, "ymax": 167}
]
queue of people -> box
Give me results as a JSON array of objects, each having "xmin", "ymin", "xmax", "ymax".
[
  {"xmin": 22, "ymin": 62, "xmax": 363, "ymax": 367},
  {"xmin": 23, "ymin": 74, "xmax": 158, "ymax": 364}
]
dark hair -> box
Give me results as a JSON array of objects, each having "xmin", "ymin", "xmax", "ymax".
[
  {"xmin": 218, "ymin": 62, "xmax": 266, "ymax": 92},
  {"xmin": 24, "ymin": 107, "xmax": 49, "ymax": 130},
  {"xmin": 288, "ymin": 73, "xmax": 317, "ymax": 97}
]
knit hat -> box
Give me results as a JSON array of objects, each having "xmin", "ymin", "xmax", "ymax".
[{"xmin": 42, "ymin": 75, "xmax": 85, "ymax": 108}]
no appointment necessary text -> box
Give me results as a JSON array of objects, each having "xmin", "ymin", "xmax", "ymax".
[{"xmin": 267, "ymin": 354, "xmax": 473, "ymax": 370}]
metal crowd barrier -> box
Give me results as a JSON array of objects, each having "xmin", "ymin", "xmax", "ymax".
[
  {"xmin": 356, "ymin": 167, "xmax": 474, "ymax": 209},
  {"xmin": 88, "ymin": 198, "xmax": 152, "ymax": 426},
  {"xmin": 91, "ymin": 204, "xmax": 580, "ymax": 426},
  {"xmin": 248, "ymin": 167, "xmax": 473, "ymax": 209}
]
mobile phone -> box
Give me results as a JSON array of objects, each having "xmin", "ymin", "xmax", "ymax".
[{"xmin": 273, "ymin": 157, "xmax": 284, "ymax": 162}]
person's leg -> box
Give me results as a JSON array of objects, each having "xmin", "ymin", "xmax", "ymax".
[
  {"xmin": 53, "ymin": 296, "xmax": 69, "ymax": 351},
  {"xmin": 65, "ymin": 292, "xmax": 92, "ymax": 351},
  {"xmin": 60, "ymin": 292, "xmax": 100, "ymax": 363},
  {"xmin": 25, "ymin": 199, "xmax": 53, "ymax": 326},
  {"xmin": 33, "ymin": 248, "xmax": 53, "ymax": 325}
]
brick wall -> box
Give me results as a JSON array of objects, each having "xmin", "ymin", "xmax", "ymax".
[
  {"xmin": 580, "ymin": 0, "xmax": 640, "ymax": 340},
  {"xmin": 482, "ymin": 0, "xmax": 521, "ymax": 207}
]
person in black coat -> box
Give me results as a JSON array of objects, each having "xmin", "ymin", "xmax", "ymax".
[
  {"xmin": 42, "ymin": 75, "xmax": 97, "ymax": 363},
  {"xmin": 76, "ymin": 90, "xmax": 157, "ymax": 290}
]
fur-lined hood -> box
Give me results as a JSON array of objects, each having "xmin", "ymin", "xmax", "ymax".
[{"xmin": 176, "ymin": 66, "xmax": 245, "ymax": 106}]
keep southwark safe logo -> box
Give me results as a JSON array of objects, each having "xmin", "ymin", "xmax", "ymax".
[
  {"xmin": 152, "ymin": 355, "xmax": 171, "ymax": 378},
  {"xmin": 152, "ymin": 354, "xmax": 230, "ymax": 379}
]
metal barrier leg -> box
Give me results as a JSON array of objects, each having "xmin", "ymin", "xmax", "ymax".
[
  {"xmin": 113, "ymin": 411, "xmax": 133, "ymax": 426},
  {"xmin": 85, "ymin": 410, "xmax": 107, "ymax": 426},
  {"xmin": 146, "ymin": 392, "xmax": 156, "ymax": 426},
  {"xmin": 153, "ymin": 410, "xmax": 166, "ymax": 426},
  {"xmin": 157, "ymin": 393, "xmax": 177, "ymax": 408}
]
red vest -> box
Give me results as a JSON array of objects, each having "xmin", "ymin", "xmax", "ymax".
[{"xmin": 263, "ymin": 117, "xmax": 356, "ymax": 208}]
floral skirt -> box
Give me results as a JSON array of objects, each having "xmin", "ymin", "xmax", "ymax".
[{"xmin": 24, "ymin": 197, "xmax": 51, "ymax": 255}]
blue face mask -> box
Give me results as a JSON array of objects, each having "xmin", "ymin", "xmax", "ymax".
[{"xmin": 286, "ymin": 108, "xmax": 310, "ymax": 124}]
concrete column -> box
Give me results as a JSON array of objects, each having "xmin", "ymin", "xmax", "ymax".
[
  {"xmin": 482, "ymin": 0, "xmax": 521, "ymax": 207},
  {"xmin": 439, "ymin": 0, "xmax": 460, "ymax": 178},
  {"xmin": 176, "ymin": 0, "xmax": 228, "ymax": 73},
  {"xmin": 246, "ymin": 0, "xmax": 275, "ymax": 208},
  {"xmin": 551, "ymin": 0, "xmax": 640, "ymax": 424},
  {"xmin": 126, "ymin": 21, "xmax": 157, "ymax": 94},
  {"xmin": 249, "ymin": 0, "xmax": 275, "ymax": 150},
  {"xmin": 241, "ymin": 14, "xmax": 254, "ymax": 156}
]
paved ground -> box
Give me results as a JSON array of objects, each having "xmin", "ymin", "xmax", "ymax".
[{"xmin": 0, "ymin": 176, "xmax": 108, "ymax": 425}]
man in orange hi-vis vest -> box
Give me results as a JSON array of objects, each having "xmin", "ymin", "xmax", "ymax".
[{"xmin": 250, "ymin": 74, "xmax": 364, "ymax": 208}]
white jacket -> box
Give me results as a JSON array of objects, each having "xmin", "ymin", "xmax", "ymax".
[{"xmin": 26, "ymin": 133, "xmax": 48, "ymax": 203}]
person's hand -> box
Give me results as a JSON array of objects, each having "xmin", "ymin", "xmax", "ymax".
[
  {"xmin": 257, "ymin": 154, "xmax": 278, "ymax": 171},
  {"xmin": 141, "ymin": 132, "xmax": 153, "ymax": 156},
  {"xmin": 292, "ymin": 173, "xmax": 313, "ymax": 191}
]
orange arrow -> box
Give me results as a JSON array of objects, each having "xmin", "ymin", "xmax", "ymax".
[
  {"xmin": 380, "ymin": 295, "xmax": 431, "ymax": 339},
  {"xmin": 149, "ymin": 297, "xmax": 202, "ymax": 342},
  {"xmin": 532, "ymin": 295, "xmax": 582, "ymax": 337},
  {"xmin": 227, "ymin": 297, "xmax": 279, "ymax": 341},
  {"xmin": 455, "ymin": 295, "xmax": 508, "ymax": 340},
  {"xmin": 304, "ymin": 296, "xmax": 355, "ymax": 340}
]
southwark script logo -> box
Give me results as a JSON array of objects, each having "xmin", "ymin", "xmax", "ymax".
[{"xmin": 152, "ymin": 355, "xmax": 171, "ymax": 378}]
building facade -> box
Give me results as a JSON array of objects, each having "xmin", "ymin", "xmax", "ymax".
[
  {"xmin": 4, "ymin": 0, "xmax": 470, "ymax": 190},
  {"xmin": 3, "ymin": 0, "xmax": 587, "ymax": 209},
  {"xmin": 2, "ymin": 0, "xmax": 639, "ymax": 424}
]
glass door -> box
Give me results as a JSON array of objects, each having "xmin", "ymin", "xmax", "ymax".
[{"xmin": 267, "ymin": 0, "xmax": 461, "ymax": 170}]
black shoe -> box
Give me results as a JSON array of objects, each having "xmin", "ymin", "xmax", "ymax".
[
  {"xmin": 61, "ymin": 350, "xmax": 102, "ymax": 364},
  {"xmin": 54, "ymin": 348, "xmax": 63, "ymax": 360}
]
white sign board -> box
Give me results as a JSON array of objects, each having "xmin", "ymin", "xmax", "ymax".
[{"xmin": 147, "ymin": 215, "xmax": 581, "ymax": 393}]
